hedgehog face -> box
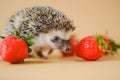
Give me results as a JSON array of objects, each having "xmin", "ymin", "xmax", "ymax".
[
  {"xmin": 45, "ymin": 30, "xmax": 71, "ymax": 52},
  {"xmin": 51, "ymin": 36, "xmax": 70, "ymax": 52}
]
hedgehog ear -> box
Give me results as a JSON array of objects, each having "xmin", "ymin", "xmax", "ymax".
[{"xmin": 72, "ymin": 27, "xmax": 75, "ymax": 31}]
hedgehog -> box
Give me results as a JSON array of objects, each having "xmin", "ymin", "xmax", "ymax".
[{"xmin": 2, "ymin": 5, "xmax": 75, "ymax": 59}]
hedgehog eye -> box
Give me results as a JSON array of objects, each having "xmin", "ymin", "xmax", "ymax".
[
  {"xmin": 51, "ymin": 36, "xmax": 60, "ymax": 43},
  {"xmin": 54, "ymin": 36, "xmax": 59, "ymax": 41}
]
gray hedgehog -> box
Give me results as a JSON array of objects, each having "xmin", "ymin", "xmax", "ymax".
[{"xmin": 2, "ymin": 5, "xmax": 75, "ymax": 58}]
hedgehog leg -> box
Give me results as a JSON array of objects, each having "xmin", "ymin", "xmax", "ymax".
[
  {"xmin": 27, "ymin": 55, "xmax": 35, "ymax": 58},
  {"xmin": 37, "ymin": 51, "xmax": 47, "ymax": 59},
  {"xmin": 48, "ymin": 49, "xmax": 53, "ymax": 55}
]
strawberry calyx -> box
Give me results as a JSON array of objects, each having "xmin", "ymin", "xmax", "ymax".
[
  {"xmin": 95, "ymin": 34, "xmax": 120, "ymax": 55},
  {"xmin": 24, "ymin": 35, "xmax": 34, "ymax": 53},
  {"xmin": 95, "ymin": 34, "xmax": 109, "ymax": 51}
]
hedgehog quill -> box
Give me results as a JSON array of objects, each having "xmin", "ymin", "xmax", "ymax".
[{"xmin": 2, "ymin": 5, "xmax": 75, "ymax": 59}]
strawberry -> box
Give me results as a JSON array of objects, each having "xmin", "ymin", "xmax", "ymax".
[
  {"xmin": 0, "ymin": 30, "xmax": 34, "ymax": 64},
  {"xmin": 76, "ymin": 35, "xmax": 108, "ymax": 61},
  {"xmin": 70, "ymin": 37, "xmax": 79, "ymax": 54},
  {"xmin": 62, "ymin": 51, "xmax": 74, "ymax": 56},
  {"xmin": 0, "ymin": 36, "xmax": 28, "ymax": 63}
]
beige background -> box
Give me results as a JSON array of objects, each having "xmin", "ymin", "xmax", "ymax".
[{"xmin": 0, "ymin": 0, "xmax": 120, "ymax": 80}]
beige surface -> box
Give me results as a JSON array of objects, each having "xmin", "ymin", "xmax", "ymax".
[{"xmin": 0, "ymin": 0, "xmax": 120, "ymax": 80}]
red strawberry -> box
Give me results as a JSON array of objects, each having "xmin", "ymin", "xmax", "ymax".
[
  {"xmin": 76, "ymin": 35, "xmax": 108, "ymax": 61},
  {"xmin": 62, "ymin": 51, "xmax": 74, "ymax": 56},
  {"xmin": 62, "ymin": 37, "xmax": 79, "ymax": 56},
  {"xmin": 0, "ymin": 36, "xmax": 28, "ymax": 63},
  {"xmin": 70, "ymin": 37, "xmax": 79, "ymax": 54}
]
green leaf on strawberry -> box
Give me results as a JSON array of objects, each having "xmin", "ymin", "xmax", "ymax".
[
  {"xmin": 95, "ymin": 34, "xmax": 109, "ymax": 51},
  {"xmin": 108, "ymin": 39, "xmax": 120, "ymax": 55},
  {"xmin": 24, "ymin": 35, "xmax": 34, "ymax": 47}
]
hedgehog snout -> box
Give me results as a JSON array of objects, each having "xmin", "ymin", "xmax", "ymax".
[
  {"xmin": 51, "ymin": 36, "xmax": 71, "ymax": 52},
  {"xmin": 64, "ymin": 46, "xmax": 70, "ymax": 52},
  {"xmin": 62, "ymin": 40, "xmax": 71, "ymax": 52}
]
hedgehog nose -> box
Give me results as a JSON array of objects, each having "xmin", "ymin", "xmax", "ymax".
[{"xmin": 65, "ymin": 47, "xmax": 70, "ymax": 51}]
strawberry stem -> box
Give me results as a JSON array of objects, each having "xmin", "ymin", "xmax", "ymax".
[
  {"xmin": 116, "ymin": 44, "xmax": 120, "ymax": 48},
  {"xmin": 110, "ymin": 39, "xmax": 120, "ymax": 53}
]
